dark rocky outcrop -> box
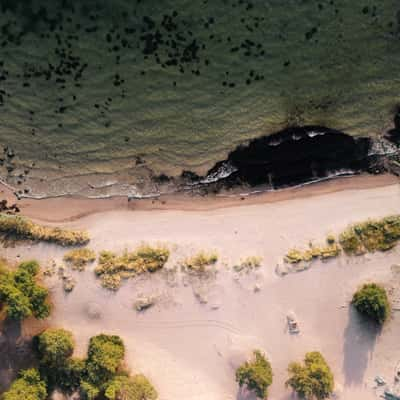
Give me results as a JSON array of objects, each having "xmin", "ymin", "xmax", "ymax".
[{"xmin": 181, "ymin": 126, "xmax": 396, "ymax": 193}]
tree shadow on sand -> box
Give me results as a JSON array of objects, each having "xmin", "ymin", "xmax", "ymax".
[
  {"xmin": 236, "ymin": 386, "xmax": 259, "ymax": 400},
  {"xmin": 342, "ymin": 306, "xmax": 380, "ymax": 386},
  {"xmin": 0, "ymin": 318, "xmax": 37, "ymax": 392}
]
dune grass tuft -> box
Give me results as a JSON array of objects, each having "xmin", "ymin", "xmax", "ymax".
[
  {"xmin": 94, "ymin": 244, "xmax": 170, "ymax": 290},
  {"xmin": 0, "ymin": 213, "xmax": 89, "ymax": 246},
  {"xmin": 233, "ymin": 256, "xmax": 263, "ymax": 272},
  {"xmin": 181, "ymin": 250, "xmax": 218, "ymax": 273},
  {"xmin": 63, "ymin": 248, "xmax": 96, "ymax": 271}
]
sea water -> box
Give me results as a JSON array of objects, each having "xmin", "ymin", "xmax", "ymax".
[{"xmin": 0, "ymin": 0, "xmax": 399, "ymax": 198}]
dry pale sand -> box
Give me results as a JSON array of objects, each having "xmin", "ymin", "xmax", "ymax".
[{"xmin": 1, "ymin": 179, "xmax": 400, "ymax": 400}]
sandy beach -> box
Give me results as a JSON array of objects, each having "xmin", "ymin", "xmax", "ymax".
[
  {"xmin": 0, "ymin": 173, "xmax": 398, "ymax": 222},
  {"xmin": 1, "ymin": 176, "xmax": 400, "ymax": 399}
]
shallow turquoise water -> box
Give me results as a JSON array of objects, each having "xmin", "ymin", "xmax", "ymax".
[{"xmin": 0, "ymin": 0, "xmax": 399, "ymax": 197}]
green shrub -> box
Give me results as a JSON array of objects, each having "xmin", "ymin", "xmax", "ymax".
[
  {"xmin": 0, "ymin": 260, "xmax": 50, "ymax": 320},
  {"xmin": 352, "ymin": 283, "xmax": 390, "ymax": 324},
  {"xmin": 37, "ymin": 328, "xmax": 74, "ymax": 367},
  {"xmin": 86, "ymin": 334, "xmax": 125, "ymax": 385},
  {"xmin": 286, "ymin": 351, "xmax": 334, "ymax": 400},
  {"xmin": 2, "ymin": 368, "xmax": 47, "ymax": 400},
  {"xmin": 64, "ymin": 248, "xmax": 96, "ymax": 270},
  {"xmin": 0, "ymin": 213, "xmax": 90, "ymax": 246},
  {"xmin": 236, "ymin": 350, "xmax": 273, "ymax": 399},
  {"xmin": 104, "ymin": 374, "xmax": 158, "ymax": 400}
]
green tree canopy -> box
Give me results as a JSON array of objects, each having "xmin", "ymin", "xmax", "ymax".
[
  {"xmin": 352, "ymin": 283, "xmax": 390, "ymax": 324},
  {"xmin": 286, "ymin": 351, "xmax": 334, "ymax": 400},
  {"xmin": 37, "ymin": 328, "xmax": 74, "ymax": 366},
  {"xmin": 104, "ymin": 374, "xmax": 158, "ymax": 400},
  {"xmin": 86, "ymin": 334, "xmax": 125, "ymax": 385},
  {"xmin": 235, "ymin": 350, "xmax": 273, "ymax": 399},
  {"xmin": 2, "ymin": 368, "xmax": 47, "ymax": 400},
  {"xmin": 0, "ymin": 260, "xmax": 50, "ymax": 320}
]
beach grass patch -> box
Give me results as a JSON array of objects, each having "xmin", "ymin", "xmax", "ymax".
[
  {"xmin": 63, "ymin": 248, "xmax": 96, "ymax": 270},
  {"xmin": 234, "ymin": 256, "xmax": 263, "ymax": 272},
  {"xmin": 339, "ymin": 215, "xmax": 400, "ymax": 255},
  {"xmin": 95, "ymin": 244, "xmax": 170, "ymax": 290},
  {"xmin": 0, "ymin": 213, "xmax": 89, "ymax": 246},
  {"xmin": 285, "ymin": 241, "xmax": 341, "ymax": 264},
  {"xmin": 181, "ymin": 250, "xmax": 218, "ymax": 273}
]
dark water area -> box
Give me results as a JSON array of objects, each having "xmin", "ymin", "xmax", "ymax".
[{"xmin": 0, "ymin": 0, "xmax": 399, "ymax": 198}]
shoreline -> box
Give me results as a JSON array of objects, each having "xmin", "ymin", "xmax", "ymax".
[{"xmin": 0, "ymin": 173, "xmax": 398, "ymax": 223}]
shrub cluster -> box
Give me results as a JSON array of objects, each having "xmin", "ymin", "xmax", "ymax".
[
  {"xmin": 12, "ymin": 328, "xmax": 158, "ymax": 400},
  {"xmin": 63, "ymin": 248, "xmax": 96, "ymax": 270},
  {"xmin": 236, "ymin": 350, "xmax": 273, "ymax": 399},
  {"xmin": 95, "ymin": 244, "xmax": 170, "ymax": 290},
  {"xmin": 0, "ymin": 260, "xmax": 51, "ymax": 320},
  {"xmin": 286, "ymin": 351, "xmax": 334, "ymax": 400},
  {"xmin": 0, "ymin": 213, "xmax": 90, "ymax": 246},
  {"xmin": 352, "ymin": 283, "xmax": 390, "ymax": 324}
]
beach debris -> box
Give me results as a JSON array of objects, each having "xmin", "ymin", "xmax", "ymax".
[
  {"xmin": 62, "ymin": 276, "xmax": 76, "ymax": 293},
  {"xmin": 375, "ymin": 376, "xmax": 387, "ymax": 386},
  {"xmin": 287, "ymin": 311, "xmax": 300, "ymax": 334},
  {"xmin": 275, "ymin": 263, "xmax": 289, "ymax": 277},
  {"xmin": 254, "ymin": 283, "xmax": 262, "ymax": 293},
  {"xmin": 134, "ymin": 295, "xmax": 156, "ymax": 312},
  {"xmin": 193, "ymin": 286, "xmax": 209, "ymax": 304}
]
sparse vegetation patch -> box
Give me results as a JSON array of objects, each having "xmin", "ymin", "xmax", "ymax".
[
  {"xmin": 64, "ymin": 248, "xmax": 96, "ymax": 270},
  {"xmin": 284, "ymin": 215, "xmax": 400, "ymax": 267},
  {"xmin": 339, "ymin": 215, "xmax": 400, "ymax": 255},
  {"xmin": 285, "ymin": 240, "xmax": 341, "ymax": 264},
  {"xmin": 0, "ymin": 213, "xmax": 90, "ymax": 246},
  {"xmin": 95, "ymin": 244, "xmax": 170, "ymax": 290},
  {"xmin": 181, "ymin": 250, "xmax": 218, "ymax": 273},
  {"xmin": 233, "ymin": 256, "xmax": 262, "ymax": 272}
]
